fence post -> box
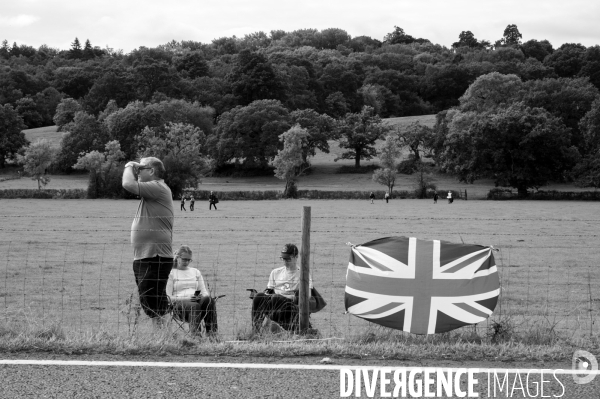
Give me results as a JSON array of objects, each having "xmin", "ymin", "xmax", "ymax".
[{"xmin": 299, "ymin": 206, "xmax": 311, "ymax": 332}]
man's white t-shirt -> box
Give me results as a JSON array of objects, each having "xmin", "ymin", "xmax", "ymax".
[{"xmin": 267, "ymin": 266, "xmax": 313, "ymax": 299}]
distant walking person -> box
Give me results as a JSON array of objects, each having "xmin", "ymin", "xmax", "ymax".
[
  {"xmin": 190, "ymin": 196, "xmax": 195, "ymax": 211},
  {"xmin": 433, "ymin": 192, "xmax": 439, "ymax": 204},
  {"xmin": 447, "ymin": 191, "xmax": 453, "ymax": 204},
  {"xmin": 122, "ymin": 157, "xmax": 174, "ymax": 329},
  {"xmin": 180, "ymin": 195, "xmax": 187, "ymax": 211},
  {"xmin": 384, "ymin": 192, "xmax": 390, "ymax": 203},
  {"xmin": 209, "ymin": 191, "xmax": 218, "ymax": 210},
  {"xmin": 369, "ymin": 192, "xmax": 375, "ymax": 204}
]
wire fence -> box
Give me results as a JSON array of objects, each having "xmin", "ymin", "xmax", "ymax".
[{"xmin": 1, "ymin": 237, "xmax": 599, "ymax": 341}]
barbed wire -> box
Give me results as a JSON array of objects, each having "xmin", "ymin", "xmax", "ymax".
[
  {"xmin": 0, "ymin": 240, "xmax": 590, "ymax": 249},
  {"xmin": 0, "ymin": 215, "xmax": 598, "ymax": 222},
  {"xmin": 0, "ymin": 228, "xmax": 598, "ymax": 237}
]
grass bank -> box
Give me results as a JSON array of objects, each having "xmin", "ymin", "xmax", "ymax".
[{"xmin": 0, "ymin": 318, "xmax": 589, "ymax": 362}]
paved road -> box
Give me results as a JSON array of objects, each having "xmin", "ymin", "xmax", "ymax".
[{"xmin": 1, "ymin": 355, "xmax": 599, "ymax": 398}]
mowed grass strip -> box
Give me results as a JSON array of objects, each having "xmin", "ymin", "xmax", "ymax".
[{"xmin": 1, "ymin": 198, "xmax": 599, "ymax": 355}]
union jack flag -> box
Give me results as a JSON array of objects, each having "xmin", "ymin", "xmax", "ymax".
[{"xmin": 345, "ymin": 236, "xmax": 500, "ymax": 335}]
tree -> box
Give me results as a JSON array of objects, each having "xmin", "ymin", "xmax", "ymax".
[
  {"xmin": 69, "ymin": 37, "xmax": 82, "ymax": 59},
  {"xmin": 441, "ymin": 103, "xmax": 578, "ymax": 195},
  {"xmin": 325, "ymin": 91, "xmax": 349, "ymax": 118},
  {"xmin": 136, "ymin": 122, "xmax": 210, "ymax": 197},
  {"xmin": 319, "ymin": 28, "xmax": 351, "ymax": 50},
  {"xmin": 52, "ymin": 66, "xmax": 96, "ymax": 99},
  {"xmin": 544, "ymin": 43, "xmax": 586, "ymax": 77},
  {"xmin": 53, "ymin": 98, "xmax": 83, "ymax": 131},
  {"xmin": 55, "ymin": 111, "xmax": 109, "ymax": 172},
  {"xmin": 0, "ymin": 104, "xmax": 29, "ymax": 168},
  {"xmin": 580, "ymin": 98, "xmax": 600, "ymax": 152},
  {"xmin": 372, "ymin": 135, "xmax": 402, "ymax": 193},
  {"xmin": 34, "ymin": 87, "xmax": 63, "ymax": 126},
  {"xmin": 273, "ymin": 63, "xmax": 318, "ymax": 111},
  {"xmin": 458, "ymin": 72, "xmax": 523, "ymax": 112},
  {"xmin": 573, "ymin": 152, "xmax": 600, "ymax": 189},
  {"xmin": 502, "ymin": 24, "xmax": 522, "ymax": 46},
  {"xmin": 579, "ymin": 45, "xmax": 600, "ymax": 90},
  {"xmin": 422, "ymin": 64, "xmax": 478, "ymax": 111},
  {"xmin": 521, "ymin": 39, "xmax": 554, "ymax": 62},
  {"xmin": 452, "ymin": 31, "xmax": 480, "ymax": 49},
  {"xmin": 132, "ymin": 57, "xmax": 179, "ymax": 100},
  {"xmin": 395, "ymin": 121, "xmax": 435, "ymax": 162},
  {"xmin": 17, "ymin": 139, "xmax": 55, "ymax": 189},
  {"xmin": 73, "ymin": 140, "xmax": 126, "ymax": 198},
  {"xmin": 211, "ymin": 99, "xmax": 291, "ymax": 168},
  {"xmin": 0, "ymin": 40, "xmax": 9, "ymax": 59},
  {"xmin": 15, "ymin": 97, "xmax": 44, "ymax": 128},
  {"xmin": 103, "ymin": 101, "xmax": 163, "ymax": 159},
  {"xmin": 519, "ymin": 77, "xmax": 599, "ymax": 154},
  {"xmin": 289, "ymin": 109, "xmax": 336, "ymax": 164},
  {"xmin": 273, "ymin": 125, "xmax": 311, "ymax": 197},
  {"xmin": 227, "ymin": 49, "xmax": 284, "ymax": 105},
  {"xmin": 83, "ymin": 39, "xmax": 95, "ymax": 60},
  {"xmin": 413, "ymin": 160, "xmax": 436, "ymax": 199},
  {"xmin": 83, "ymin": 68, "xmax": 137, "ymax": 115},
  {"xmin": 336, "ymin": 106, "xmax": 391, "ymax": 168},
  {"xmin": 318, "ymin": 62, "xmax": 363, "ymax": 112},
  {"xmin": 383, "ymin": 26, "xmax": 416, "ymax": 45},
  {"xmin": 174, "ymin": 51, "xmax": 209, "ymax": 79}
]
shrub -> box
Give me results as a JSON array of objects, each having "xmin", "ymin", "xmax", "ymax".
[
  {"xmin": 336, "ymin": 165, "xmax": 380, "ymax": 174},
  {"xmin": 487, "ymin": 189, "xmax": 600, "ymax": 201},
  {"xmin": 185, "ymin": 190, "xmax": 282, "ymax": 201},
  {"xmin": 284, "ymin": 181, "xmax": 298, "ymax": 199},
  {"xmin": 397, "ymin": 159, "xmax": 418, "ymax": 174},
  {"xmin": 0, "ymin": 189, "xmax": 86, "ymax": 199},
  {"xmin": 487, "ymin": 187, "xmax": 516, "ymax": 200},
  {"xmin": 212, "ymin": 164, "xmax": 275, "ymax": 177}
]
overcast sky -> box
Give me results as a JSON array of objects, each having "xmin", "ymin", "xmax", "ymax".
[{"xmin": 2, "ymin": 0, "xmax": 598, "ymax": 53}]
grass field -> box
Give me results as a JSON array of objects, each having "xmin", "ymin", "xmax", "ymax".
[
  {"xmin": 22, "ymin": 125, "xmax": 64, "ymax": 148},
  {"xmin": 1, "ymin": 198, "xmax": 599, "ymax": 347}
]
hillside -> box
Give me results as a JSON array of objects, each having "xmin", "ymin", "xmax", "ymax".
[{"xmin": 23, "ymin": 125, "xmax": 62, "ymax": 148}]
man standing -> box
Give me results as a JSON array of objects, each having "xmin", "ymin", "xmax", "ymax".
[
  {"xmin": 190, "ymin": 195, "xmax": 195, "ymax": 211},
  {"xmin": 122, "ymin": 157, "xmax": 174, "ymax": 328},
  {"xmin": 209, "ymin": 191, "xmax": 218, "ymax": 211}
]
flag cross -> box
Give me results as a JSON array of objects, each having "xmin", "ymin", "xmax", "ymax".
[{"xmin": 347, "ymin": 237, "xmax": 497, "ymax": 334}]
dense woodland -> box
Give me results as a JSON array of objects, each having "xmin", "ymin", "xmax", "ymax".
[{"xmin": 2, "ymin": 25, "xmax": 600, "ymax": 197}]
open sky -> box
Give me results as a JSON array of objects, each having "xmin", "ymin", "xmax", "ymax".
[{"xmin": 1, "ymin": 0, "xmax": 598, "ymax": 53}]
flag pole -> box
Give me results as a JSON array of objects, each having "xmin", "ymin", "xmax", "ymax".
[{"xmin": 299, "ymin": 206, "xmax": 311, "ymax": 332}]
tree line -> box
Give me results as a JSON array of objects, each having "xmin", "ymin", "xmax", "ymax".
[{"xmin": 2, "ymin": 24, "xmax": 600, "ymax": 196}]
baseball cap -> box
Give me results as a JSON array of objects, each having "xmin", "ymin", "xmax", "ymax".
[{"xmin": 281, "ymin": 243, "xmax": 299, "ymax": 259}]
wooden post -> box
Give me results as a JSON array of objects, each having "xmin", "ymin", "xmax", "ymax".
[{"xmin": 299, "ymin": 206, "xmax": 311, "ymax": 332}]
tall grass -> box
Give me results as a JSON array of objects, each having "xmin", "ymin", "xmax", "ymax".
[{"xmin": 0, "ymin": 310, "xmax": 587, "ymax": 361}]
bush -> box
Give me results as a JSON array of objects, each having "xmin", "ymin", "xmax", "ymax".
[
  {"xmin": 184, "ymin": 190, "xmax": 282, "ymax": 201},
  {"xmin": 336, "ymin": 165, "xmax": 380, "ymax": 174},
  {"xmin": 0, "ymin": 189, "xmax": 86, "ymax": 199},
  {"xmin": 487, "ymin": 188, "xmax": 600, "ymax": 200},
  {"xmin": 212, "ymin": 164, "xmax": 275, "ymax": 177},
  {"xmin": 487, "ymin": 187, "xmax": 516, "ymax": 200},
  {"xmin": 397, "ymin": 159, "xmax": 418, "ymax": 174},
  {"xmin": 285, "ymin": 181, "xmax": 298, "ymax": 199}
]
